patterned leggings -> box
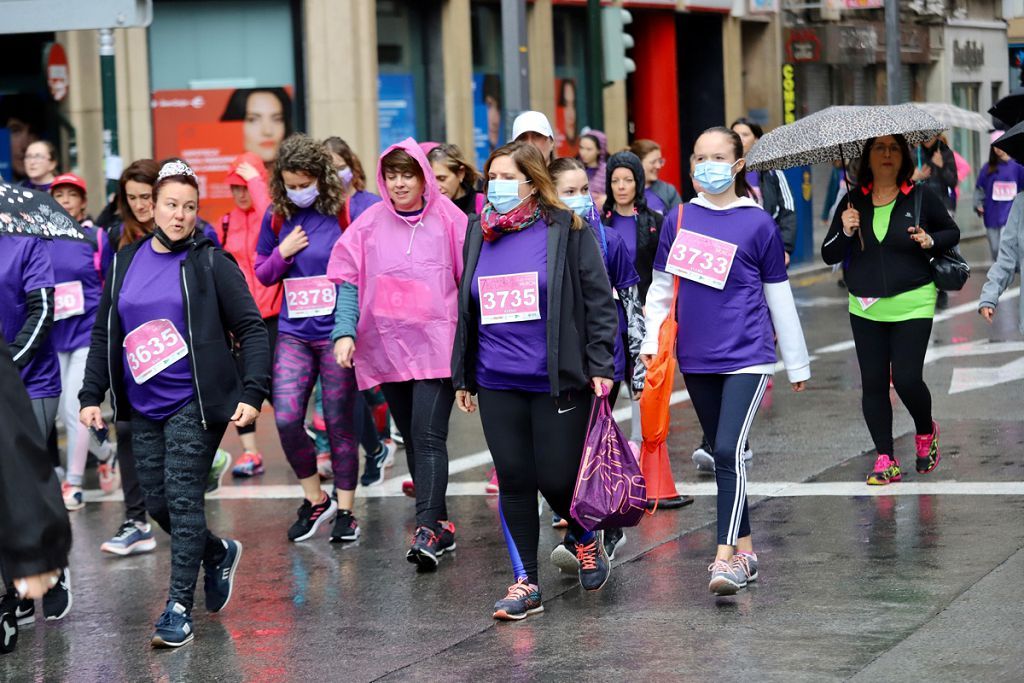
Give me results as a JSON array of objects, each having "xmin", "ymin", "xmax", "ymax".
[
  {"xmin": 132, "ymin": 401, "xmax": 227, "ymax": 611},
  {"xmin": 273, "ymin": 333, "xmax": 358, "ymax": 490}
]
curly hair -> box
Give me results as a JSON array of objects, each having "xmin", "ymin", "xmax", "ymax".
[{"xmin": 270, "ymin": 134, "xmax": 344, "ymax": 220}]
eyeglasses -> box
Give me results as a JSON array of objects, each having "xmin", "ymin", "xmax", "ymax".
[
  {"xmin": 24, "ymin": 153, "xmax": 52, "ymax": 161},
  {"xmin": 870, "ymin": 144, "xmax": 901, "ymax": 156}
]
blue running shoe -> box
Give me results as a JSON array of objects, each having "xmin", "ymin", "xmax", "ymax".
[
  {"xmin": 204, "ymin": 539, "xmax": 242, "ymax": 613},
  {"xmin": 151, "ymin": 602, "xmax": 193, "ymax": 648}
]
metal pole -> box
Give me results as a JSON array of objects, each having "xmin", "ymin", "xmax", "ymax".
[
  {"xmin": 586, "ymin": 0, "xmax": 604, "ymax": 130},
  {"xmin": 500, "ymin": 0, "xmax": 530, "ymax": 138},
  {"xmin": 99, "ymin": 28, "xmax": 119, "ymax": 197},
  {"xmin": 884, "ymin": 0, "xmax": 901, "ymax": 104}
]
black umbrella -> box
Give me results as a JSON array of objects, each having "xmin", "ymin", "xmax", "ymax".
[
  {"xmin": 989, "ymin": 89, "xmax": 1024, "ymax": 129},
  {"xmin": 0, "ymin": 183, "xmax": 87, "ymax": 241},
  {"xmin": 991, "ymin": 121, "xmax": 1024, "ymax": 163}
]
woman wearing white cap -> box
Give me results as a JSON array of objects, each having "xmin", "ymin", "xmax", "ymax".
[{"xmin": 512, "ymin": 111, "xmax": 556, "ymax": 162}]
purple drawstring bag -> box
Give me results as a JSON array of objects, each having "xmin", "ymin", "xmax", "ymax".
[{"xmin": 570, "ymin": 395, "xmax": 648, "ymax": 532}]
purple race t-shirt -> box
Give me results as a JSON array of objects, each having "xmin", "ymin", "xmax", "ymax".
[
  {"xmin": 654, "ymin": 202, "xmax": 787, "ymax": 374},
  {"xmin": 472, "ymin": 219, "xmax": 549, "ymax": 392},
  {"xmin": 47, "ymin": 226, "xmax": 113, "ymax": 352},
  {"xmin": 607, "ymin": 212, "xmax": 637, "ymax": 264},
  {"xmin": 976, "ymin": 159, "xmax": 1024, "ymax": 229},
  {"xmin": 591, "ymin": 220, "xmax": 640, "ymax": 382},
  {"xmin": 0, "ymin": 236, "xmax": 61, "ymax": 399},
  {"xmin": 746, "ymin": 171, "xmax": 763, "ymax": 205},
  {"xmin": 349, "ymin": 190, "xmax": 383, "ymax": 221},
  {"xmin": 644, "ymin": 187, "xmax": 666, "ymax": 216},
  {"xmin": 118, "ymin": 244, "xmax": 194, "ymax": 420},
  {"xmin": 256, "ymin": 206, "xmax": 343, "ymax": 341}
]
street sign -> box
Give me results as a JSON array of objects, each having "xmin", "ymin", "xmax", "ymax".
[
  {"xmin": 45, "ymin": 43, "xmax": 69, "ymax": 103},
  {"xmin": 1, "ymin": 0, "xmax": 152, "ymax": 34}
]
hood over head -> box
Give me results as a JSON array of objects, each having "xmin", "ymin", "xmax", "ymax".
[
  {"xmin": 376, "ymin": 137, "xmax": 441, "ymax": 224},
  {"xmin": 581, "ymin": 128, "xmax": 608, "ymax": 162},
  {"xmin": 603, "ymin": 150, "xmax": 647, "ymax": 214}
]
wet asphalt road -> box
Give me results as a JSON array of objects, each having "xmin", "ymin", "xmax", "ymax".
[{"xmin": 3, "ymin": 237, "xmax": 1022, "ymax": 682}]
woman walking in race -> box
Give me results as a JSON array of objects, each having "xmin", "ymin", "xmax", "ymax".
[
  {"xmin": 99, "ymin": 159, "xmax": 162, "ymax": 557},
  {"xmin": 46, "ymin": 174, "xmax": 115, "ymax": 510},
  {"xmin": 642, "ymin": 127, "xmax": 810, "ymax": 596},
  {"xmin": 974, "ymin": 133, "xmax": 1024, "ymax": 260},
  {"xmin": 979, "ymin": 193, "xmax": 1024, "ymax": 332},
  {"xmin": 549, "ymin": 156, "xmax": 644, "ymax": 563},
  {"xmin": 731, "ymin": 118, "xmax": 797, "ymax": 264},
  {"xmin": 451, "ymin": 141, "xmax": 619, "ymax": 620},
  {"xmin": 215, "ymin": 153, "xmax": 279, "ymax": 479},
  {"xmin": 630, "ymin": 139, "xmax": 681, "ymax": 217},
  {"xmin": 79, "ymin": 159, "xmax": 269, "ymax": 647},
  {"xmin": 428, "ymin": 143, "xmax": 484, "ymax": 216},
  {"xmin": 576, "ymin": 129, "xmax": 608, "ymax": 208},
  {"xmin": 822, "ymin": 135, "xmax": 957, "ymax": 485},
  {"xmin": 256, "ymin": 134, "xmax": 360, "ymax": 543},
  {"xmin": 329, "ymin": 138, "xmax": 466, "ymax": 569}
]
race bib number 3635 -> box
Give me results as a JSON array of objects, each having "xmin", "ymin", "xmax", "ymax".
[
  {"xmin": 665, "ymin": 229, "xmax": 738, "ymax": 290},
  {"xmin": 478, "ymin": 272, "xmax": 541, "ymax": 324},
  {"xmin": 123, "ymin": 319, "xmax": 188, "ymax": 384}
]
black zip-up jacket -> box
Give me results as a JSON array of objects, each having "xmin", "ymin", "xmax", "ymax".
[
  {"xmin": 79, "ymin": 232, "xmax": 270, "ymax": 426},
  {"xmin": 919, "ymin": 140, "xmax": 958, "ymax": 211},
  {"xmin": 0, "ymin": 335, "xmax": 71, "ymax": 578},
  {"xmin": 821, "ymin": 183, "xmax": 960, "ymax": 298},
  {"xmin": 759, "ymin": 169, "xmax": 797, "ymax": 254},
  {"xmin": 451, "ymin": 209, "xmax": 618, "ymax": 397},
  {"xmin": 602, "ymin": 152, "xmax": 664, "ymax": 303}
]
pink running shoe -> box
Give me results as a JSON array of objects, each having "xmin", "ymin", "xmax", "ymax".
[
  {"xmin": 867, "ymin": 454, "xmax": 902, "ymax": 486},
  {"xmin": 316, "ymin": 452, "xmax": 333, "ymax": 480},
  {"xmin": 915, "ymin": 421, "xmax": 941, "ymax": 474},
  {"xmin": 485, "ymin": 468, "xmax": 499, "ymax": 495},
  {"xmin": 402, "ymin": 479, "xmax": 416, "ymax": 497},
  {"xmin": 98, "ymin": 461, "xmax": 120, "ymax": 494},
  {"xmin": 231, "ymin": 451, "xmax": 265, "ymax": 478}
]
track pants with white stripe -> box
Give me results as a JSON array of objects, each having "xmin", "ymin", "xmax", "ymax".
[{"xmin": 683, "ymin": 373, "xmax": 769, "ymax": 546}]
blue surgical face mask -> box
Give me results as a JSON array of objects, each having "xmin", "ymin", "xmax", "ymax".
[
  {"xmin": 693, "ymin": 160, "xmax": 741, "ymax": 195},
  {"xmin": 338, "ymin": 168, "xmax": 353, "ymax": 187},
  {"xmin": 286, "ymin": 184, "xmax": 320, "ymax": 208},
  {"xmin": 487, "ymin": 179, "xmax": 531, "ymax": 214},
  {"xmin": 561, "ymin": 193, "xmax": 594, "ymax": 218}
]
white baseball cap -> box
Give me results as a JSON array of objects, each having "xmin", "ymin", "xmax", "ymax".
[{"xmin": 511, "ymin": 111, "xmax": 554, "ymax": 142}]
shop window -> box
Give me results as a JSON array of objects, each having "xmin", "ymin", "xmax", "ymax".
[
  {"xmin": 471, "ymin": 2, "xmax": 503, "ymax": 166},
  {"xmin": 952, "ymin": 82, "xmax": 980, "ymax": 188},
  {"xmin": 553, "ymin": 7, "xmax": 590, "ymax": 158}
]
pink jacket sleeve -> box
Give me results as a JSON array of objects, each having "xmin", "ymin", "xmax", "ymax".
[{"xmin": 327, "ymin": 220, "xmax": 363, "ymax": 287}]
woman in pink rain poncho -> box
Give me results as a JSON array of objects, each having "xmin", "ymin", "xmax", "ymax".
[{"xmin": 328, "ymin": 138, "xmax": 467, "ymax": 571}]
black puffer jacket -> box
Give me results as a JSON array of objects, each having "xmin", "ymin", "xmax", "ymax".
[
  {"xmin": 79, "ymin": 232, "xmax": 270, "ymax": 426},
  {"xmin": 601, "ymin": 151, "xmax": 664, "ymax": 302},
  {"xmin": 452, "ymin": 209, "xmax": 617, "ymax": 397},
  {"xmin": 822, "ymin": 183, "xmax": 959, "ymax": 298}
]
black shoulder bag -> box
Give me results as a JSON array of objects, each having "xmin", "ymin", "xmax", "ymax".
[{"xmin": 914, "ymin": 184, "xmax": 970, "ymax": 291}]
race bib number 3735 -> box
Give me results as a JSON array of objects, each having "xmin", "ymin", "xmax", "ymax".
[
  {"xmin": 478, "ymin": 272, "xmax": 541, "ymax": 325},
  {"xmin": 665, "ymin": 229, "xmax": 738, "ymax": 290}
]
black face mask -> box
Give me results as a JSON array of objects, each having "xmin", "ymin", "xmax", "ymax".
[{"xmin": 152, "ymin": 226, "xmax": 195, "ymax": 252}]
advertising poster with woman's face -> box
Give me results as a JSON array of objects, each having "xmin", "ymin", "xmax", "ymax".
[
  {"xmin": 152, "ymin": 86, "xmax": 293, "ymax": 222},
  {"xmin": 555, "ymin": 78, "xmax": 579, "ymax": 159},
  {"xmin": 473, "ymin": 73, "xmax": 502, "ymax": 168}
]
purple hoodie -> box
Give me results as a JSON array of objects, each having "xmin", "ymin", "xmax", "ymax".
[{"xmin": 581, "ymin": 129, "xmax": 608, "ymax": 199}]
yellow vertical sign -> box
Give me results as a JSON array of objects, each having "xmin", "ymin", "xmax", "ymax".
[{"xmin": 782, "ymin": 64, "xmax": 796, "ymax": 125}]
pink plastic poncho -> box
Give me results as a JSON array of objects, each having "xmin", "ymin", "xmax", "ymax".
[{"xmin": 327, "ymin": 137, "xmax": 467, "ymax": 390}]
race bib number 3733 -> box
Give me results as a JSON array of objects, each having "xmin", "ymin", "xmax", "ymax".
[
  {"xmin": 664, "ymin": 229, "xmax": 739, "ymax": 290},
  {"xmin": 123, "ymin": 319, "xmax": 188, "ymax": 384},
  {"xmin": 478, "ymin": 272, "xmax": 541, "ymax": 325}
]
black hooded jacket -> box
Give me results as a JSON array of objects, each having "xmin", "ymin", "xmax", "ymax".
[
  {"xmin": 79, "ymin": 232, "xmax": 270, "ymax": 427},
  {"xmin": 601, "ymin": 151, "xmax": 664, "ymax": 302}
]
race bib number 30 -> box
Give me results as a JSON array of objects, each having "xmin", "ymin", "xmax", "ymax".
[
  {"xmin": 54, "ymin": 280, "xmax": 85, "ymax": 321},
  {"xmin": 124, "ymin": 319, "xmax": 188, "ymax": 384},
  {"xmin": 284, "ymin": 276, "xmax": 336, "ymax": 319},
  {"xmin": 992, "ymin": 181, "xmax": 1017, "ymax": 202},
  {"xmin": 665, "ymin": 230, "xmax": 738, "ymax": 290},
  {"xmin": 478, "ymin": 272, "xmax": 541, "ymax": 325}
]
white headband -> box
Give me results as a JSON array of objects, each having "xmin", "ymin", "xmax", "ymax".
[{"xmin": 157, "ymin": 160, "xmax": 196, "ymax": 181}]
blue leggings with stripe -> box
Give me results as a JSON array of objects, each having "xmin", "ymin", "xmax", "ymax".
[{"xmin": 683, "ymin": 373, "xmax": 769, "ymax": 546}]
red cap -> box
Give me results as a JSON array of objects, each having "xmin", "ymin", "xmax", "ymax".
[
  {"xmin": 224, "ymin": 152, "xmax": 268, "ymax": 187},
  {"xmin": 50, "ymin": 173, "xmax": 87, "ymax": 196}
]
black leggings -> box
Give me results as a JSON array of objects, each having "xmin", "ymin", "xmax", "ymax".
[
  {"xmin": 115, "ymin": 421, "xmax": 148, "ymax": 523},
  {"xmin": 850, "ymin": 315, "xmax": 934, "ymax": 456},
  {"xmin": 684, "ymin": 373, "xmax": 769, "ymax": 547},
  {"xmin": 380, "ymin": 379, "xmax": 455, "ymax": 529},
  {"xmin": 132, "ymin": 401, "xmax": 227, "ymax": 611},
  {"xmin": 479, "ymin": 388, "xmax": 590, "ymax": 586}
]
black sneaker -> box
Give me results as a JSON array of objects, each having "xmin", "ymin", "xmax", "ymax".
[
  {"xmin": 492, "ymin": 579, "xmax": 543, "ymax": 621},
  {"xmin": 203, "ymin": 539, "xmax": 242, "ymax": 613},
  {"xmin": 436, "ymin": 521, "xmax": 457, "ymax": 555},
  {"xmin": 359, "ymin": 443, "xmax": 391, "ymax": 487},
  {"xmin": 603, "ymin": 528, "xmax": 626, "ymax": 561},
  {"xmin": 42, "ymin": 569, "xmax": 71, "ymax": 621},
  {"xmin": 406, "ymin": 526, "xmax": 441, "ymax": 570},
  {"xmin": 287, "ymin": 495, "xmax": 337, "ymax": 542},
  {"xmin": 576, "ymin": 531, "xmax": 610, "ymax": 591},
  {"xmin": 329, "ymin": 510, "xmax": 360, "ymax": 543},
  {"xmin": 550, "ymin": 533, "xmax": 579, "ymax": 574},
  {"xmin": 151, "ymin": 601, "xmax": 193, "ymax": 648},
  {"xmin": 0, "ymin": 593, "xmax": 18, "ymax": 654},
  {"xmin": 14, "ymin": 599, "xmax": 34, "ymax": 625}
]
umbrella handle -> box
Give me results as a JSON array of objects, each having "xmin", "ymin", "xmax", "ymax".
[{"xmin": 839, "ymin": 145, "xmax": 864, "ymax": 251}]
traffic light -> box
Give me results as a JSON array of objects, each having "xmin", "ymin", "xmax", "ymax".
[{"xmin": 601, "ymin": 7, "xmax": 635, "ymax": 83}]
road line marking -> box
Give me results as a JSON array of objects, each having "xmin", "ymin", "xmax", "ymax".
[{"xmin": 81, "ymin": 480, "xmax": 1024, "ymax": 503}]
